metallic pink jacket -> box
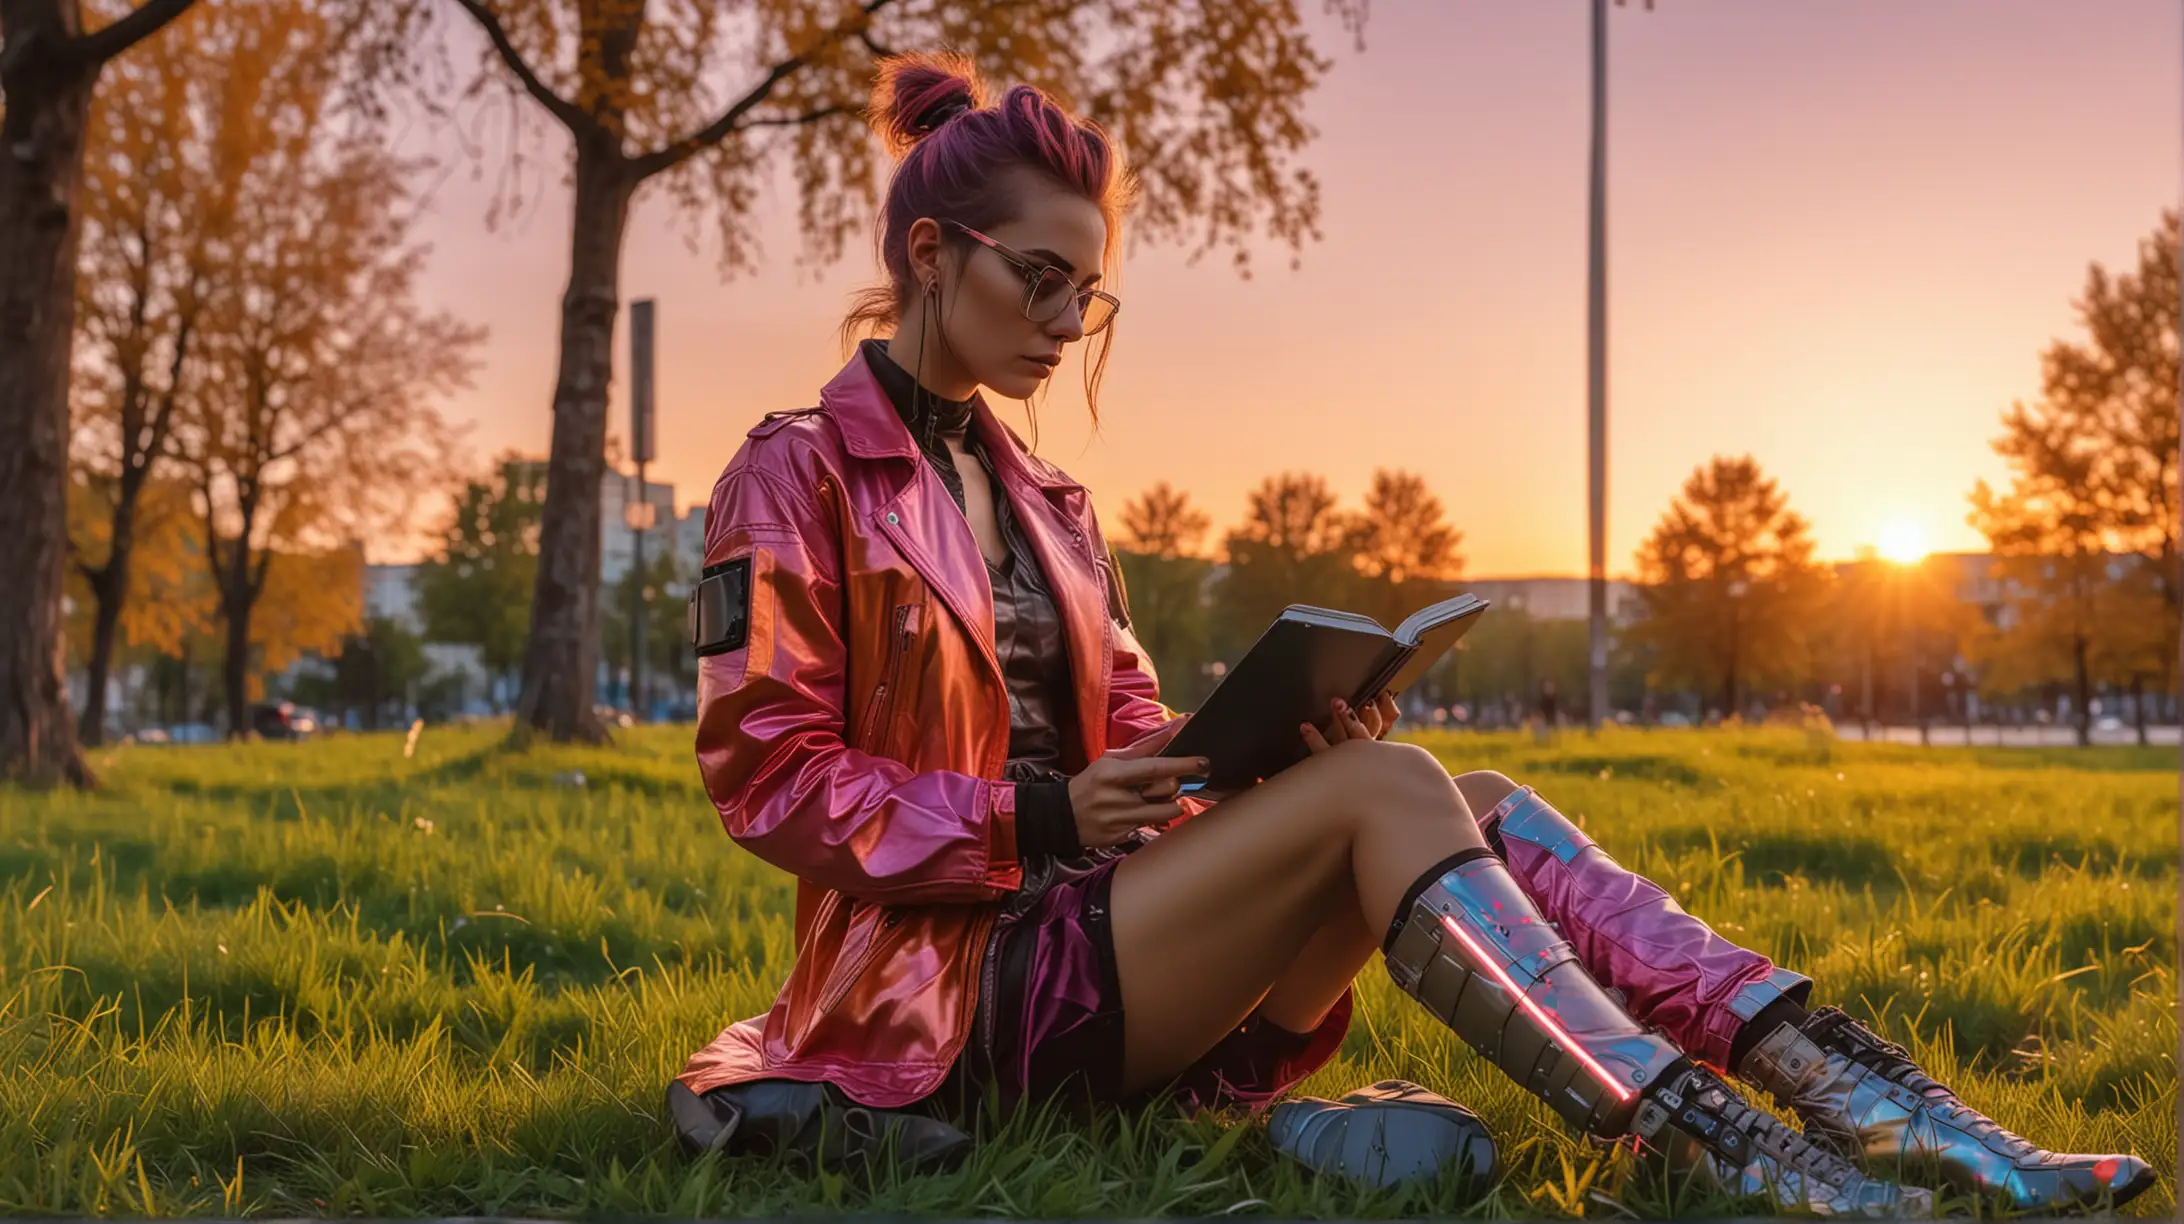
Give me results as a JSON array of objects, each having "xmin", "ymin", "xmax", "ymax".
[{"xmin": 674, "ymin": 350, "xmax": 1197, "ymax": 1108}]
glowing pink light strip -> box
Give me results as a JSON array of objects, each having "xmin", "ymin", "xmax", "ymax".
[{"xmin": 1441, "ymin": 914, "xmax": 1633, "ymax": 1104}]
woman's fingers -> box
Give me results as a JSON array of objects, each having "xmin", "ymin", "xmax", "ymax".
[
  {"xmin": 1300, "ymin": 720, "xmax": 1331, "ymax": 752},
  {"xmin": 1373, "ymin": 691, "xmax": 1399, "ymax": 738},
  {"xmin": 1338, "ymin": 699, "xmax": 1370, "ymax": 740}
]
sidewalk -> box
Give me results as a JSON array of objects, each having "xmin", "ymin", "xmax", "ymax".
[{"xmin": 1833, "ymin": 723, "xmax": 2180, "ymax": 747}]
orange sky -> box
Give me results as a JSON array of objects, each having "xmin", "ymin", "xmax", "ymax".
[{"xmin": 396, "ymin": 0, "xmax": 2180, "ymax": 578}]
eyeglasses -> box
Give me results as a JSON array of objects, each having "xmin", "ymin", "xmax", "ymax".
[{"xmin": 942, "ymin": 219, "xmax": 1119, "ymax": 335}]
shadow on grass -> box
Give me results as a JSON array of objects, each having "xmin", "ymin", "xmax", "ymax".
[
  {"xmin": 161, "ymin": 741, "xmax": 507, "ymax": 813},
  {"xmin": 1518, "ymin": 754, "xmax": 1713, "ymax": 787},
  {"xmin": 1650, "ymin": 828, "xmax": 1901, "ymax": 889},
  {"xmin": 1997, "ymin": 832, "xmax": 2175, "ymax": 881}
]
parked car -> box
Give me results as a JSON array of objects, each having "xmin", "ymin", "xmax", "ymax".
[
  {"xmin": 166, "ymin": 722, "xmax": 222, "ymax": 744},
  {"xmin": 249, "ymin": 701, "xmax": 319, "ymax": 741}
]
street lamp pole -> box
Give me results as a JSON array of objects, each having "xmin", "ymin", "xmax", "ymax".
[{"xmin": 1586, "ymin": 0, "xmax": 1611, "ymax": 733}]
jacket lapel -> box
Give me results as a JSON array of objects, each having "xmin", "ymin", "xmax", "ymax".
[
  {"xmin": 818, "ymin": 351, "xmax": 1114, "ymax": 767},
  {"xmin": 968, "ymin": 403, "xmax": 1115, "ymax": 765}
]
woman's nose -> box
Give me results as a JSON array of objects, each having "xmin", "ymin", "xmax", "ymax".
[{"xmin": 1045, "ymin": 297, "xmax": 1086, "ymax": 342}]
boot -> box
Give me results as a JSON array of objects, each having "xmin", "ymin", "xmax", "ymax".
[
  {"xmin": 1738, "ymin": 1005, "xmax": 2155, "ymax": 1213},
  {"xmin": 1384, "ymin": 848, "xmax": 1929, "ymax": 1217},
  {"xmin": 1477, "ymin": 784, "xmax": 1813, "ymax": 1069}
]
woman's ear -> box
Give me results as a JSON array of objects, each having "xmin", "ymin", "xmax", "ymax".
[{"xmin": 904, "ymin": 217, "xmax": 945, "ymax": 290}]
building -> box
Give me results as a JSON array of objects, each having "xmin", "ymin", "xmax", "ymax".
[{"xmin": 1453, "ymin": 576, "xmax": 1645, "ymax": 625}]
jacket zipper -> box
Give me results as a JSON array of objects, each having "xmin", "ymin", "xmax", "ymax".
[
  {"xmin": 858, "ymin": 603, "xmax": 918, "ymax": 754},
  {"xmin": 977, "ymin": 851, "xmax": 1055, "ymax": 1073}
]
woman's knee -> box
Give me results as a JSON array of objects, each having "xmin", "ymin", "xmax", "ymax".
[
  {"xmin": 1451, "ymin": 769, "xmax": 1521, "ymax": 822},
  {"xmin": 1321, "ymin": 738, "xmax": 1461, "ymax": 809}
]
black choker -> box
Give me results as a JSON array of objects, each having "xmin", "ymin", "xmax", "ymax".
[{"xmin": 862, "ymin": 338, "xmax": 975, "ymax": 442}]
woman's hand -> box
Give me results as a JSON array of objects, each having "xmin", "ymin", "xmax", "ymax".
[
  {"xmin": 1299, "ymin": 690, "xmax": 1400, "ymax": 754},
  {"xmin": 1066, "ymin": 716, "xmax": 1205, "ymax": 849}
]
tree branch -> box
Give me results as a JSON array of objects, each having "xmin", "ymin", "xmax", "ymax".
[
  {"xmin": 447, "ymin": 0, "xmax": 589, "ymax": 135},
  {"xmin": 739, "ymin": 104, "xmax": 850, "ymax": 130},
  {"xmin": 630, "ymin": 0, "xmax": 899, "ymax": 181},
  {"xmin": 71, "ymin": 0, "xmax": 196, "ymax": 66}
]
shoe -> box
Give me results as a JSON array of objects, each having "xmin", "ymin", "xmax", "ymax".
[
  {"xmin": 1737, "ymin": 1005, "xmax": 2155, "ymax": 1213},
  {"xmin": 1266, "ymin": 1079, "xmax": 1498, "ymax": 1189},
  {"xmin": 667, "ymin": 1078, "xmax": 973, "ymax": 1174}
]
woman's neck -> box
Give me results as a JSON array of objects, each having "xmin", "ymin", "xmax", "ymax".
[{"xmin": 883, "ymin": 314, "xmax": 978, "ymax": 403}]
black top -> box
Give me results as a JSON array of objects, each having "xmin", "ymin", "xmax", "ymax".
[{"xmin": 860, "ymin": 339, "xmax": 1081, "ymax": 859}]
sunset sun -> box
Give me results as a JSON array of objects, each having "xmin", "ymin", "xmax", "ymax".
[{"xmin": 1878, "ymin": 521, "xmax": 1930, "ymax": 565}]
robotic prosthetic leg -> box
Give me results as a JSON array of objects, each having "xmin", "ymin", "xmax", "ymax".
[{"xmin": 1383, "ymin": 850, "xmax": 1928, "ymax": 1217}]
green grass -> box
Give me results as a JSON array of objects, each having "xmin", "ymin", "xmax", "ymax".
[{"xmin": 0, "ymin": 724, "xmax": 2172, "ymax": 1217}]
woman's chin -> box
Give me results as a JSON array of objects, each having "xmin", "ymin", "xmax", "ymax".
[{"xmin": 985, "ymin": 371, "xmax": 1045, "ymax": 400}]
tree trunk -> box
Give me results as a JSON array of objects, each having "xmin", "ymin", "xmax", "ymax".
[
  {"xmin": 513, "ymin": 140, "xmax": 634, "ymax": 744},
  {"xmin": 0, "ymin": 22, "xmax": 96, "ymax": 786},
  {"xmin": 80, "ymin": 559, "xmax": 122, "ymax": 746},
  {"xmin": 2131, "ymin": 672, "xmax": 2148, "ymax": 747},
  {"xmin": 222, "ymin": 582, "xmax": 252, "ymax": 739},
  {"xmin": 176, "ymin": 637, "xmax": 191, "ymax": 729},
  {"xmin": 2071, "ymin": 633, "xmax": 2092, "ymax": 748},
  {"xmin": 79, "ymin": 468, "xmax": 149, "ymax": 746}
]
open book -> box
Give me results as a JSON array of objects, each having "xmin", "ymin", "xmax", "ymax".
[{"xmin": 1158, "ymin": 592, "xmax": 1489, "ymax": 794}]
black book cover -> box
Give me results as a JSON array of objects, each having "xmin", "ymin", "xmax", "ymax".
[{"xmin": 1158, "ymin": 593, "xmax": 1489, "ymax": 793}]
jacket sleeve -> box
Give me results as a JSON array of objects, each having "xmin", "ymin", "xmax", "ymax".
[{"xmin": 693, "ymin": 451, "xmax": 1020, "ymax": 905}]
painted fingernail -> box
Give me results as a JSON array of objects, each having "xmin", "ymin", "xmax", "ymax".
[{"xmin": 1197, "ymin": 758, "xmax": 1211, "ymax": 770}]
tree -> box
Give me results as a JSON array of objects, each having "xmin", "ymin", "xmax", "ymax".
[
  {"xmin": 1112, "ymin": 481, "xmax": 1213, "ymax": 706},
  {"xmin": 64, "ymin": 471, "xmax": 215, "ymax": 726},
  {"xmin": 2063, "ymin": 213, "xmax": 2178, "ymax": 646},
  {"xmin": 348, "ymin": 0, "xmax": 1367, "ymax": 744},
  {"xmin": 1, "ymin": 0, "xmax": 201, "ymax": 785},
  {"xmin": 1967, "ymin": 213, "xmax": 2180, "ymax": 746},
  {"xmin": 1210, "ymin": 472, "xmax": 1357, "ymax": 664},
  {"xmin": 66, "ymin": 0, "xmax": 227, "ymax": 745},
  {"xmin": 413, "ymin": 455, "xmax": 547, "ymax": 704},
  {"xmin": 170, "ymin": 0, "xmax": 480, "ymax": 738},
  {"xmin": 1629, "ymin": 455, "xmax": 1826, "ymax": 717},
  {"xmin": 1819, "ymin": 551, "xmax": 1973, "ymax": 736},
  {"xmin": 328, "ymin": 615, "xmax": 431, "ymax": 730},
  {"xmin": 249, "ymin": 543, "xmax": 366, "ymax": 691},
  {"xmin": 1345, "ymin": 468, "xmax": 1463, "ymax": 632},
  {"xmin": 1969, "ymin": 424, "xmax": 2111, "ymax": 748}
]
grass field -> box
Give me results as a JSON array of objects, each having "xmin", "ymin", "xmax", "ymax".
[{"xmin": 0, "ymin": 723, "xmax": 2173, "ymax": 1217}]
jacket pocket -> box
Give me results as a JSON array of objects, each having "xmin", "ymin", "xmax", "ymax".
[
  {"xmin": 813, "ymin": 904, "xmax": 905, "ymax": 1017},
  {"xmin": 856, "ymin": 602, "xmax": 921, "ymax": 756}
]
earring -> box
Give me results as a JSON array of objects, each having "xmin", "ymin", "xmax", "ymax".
[{"xmin": 916, "ymin": 280, "xmax": 938, "ymax": 453}]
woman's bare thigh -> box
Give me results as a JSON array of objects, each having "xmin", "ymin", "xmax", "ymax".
[{"xmin": 1106, "ymin": 738, "xmax": 1481, "ymax": 1093}]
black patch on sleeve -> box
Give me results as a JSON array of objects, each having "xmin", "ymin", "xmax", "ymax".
[{"xmin": 689, "ymin": 556, "xmax": 751, "ymax": 657}]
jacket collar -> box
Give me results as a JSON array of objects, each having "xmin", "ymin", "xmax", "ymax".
[{"xmin": 818, "ymin": 347, "xmax": 1082, "ymax": 493}]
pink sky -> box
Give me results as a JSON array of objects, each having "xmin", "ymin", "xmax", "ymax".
[{"xmin": 394, "ymin": 0, "xmax": 2180, "ymax": 578}]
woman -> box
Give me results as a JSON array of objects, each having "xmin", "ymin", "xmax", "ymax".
[{"xmin": 672, "ymin": 53, "xmax": 2151, "ymax": 1215}]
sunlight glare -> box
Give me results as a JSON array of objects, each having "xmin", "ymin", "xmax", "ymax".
[{"xmin": 1878, "ymin": 521, "xmax": 1929, "ymax": 565}]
